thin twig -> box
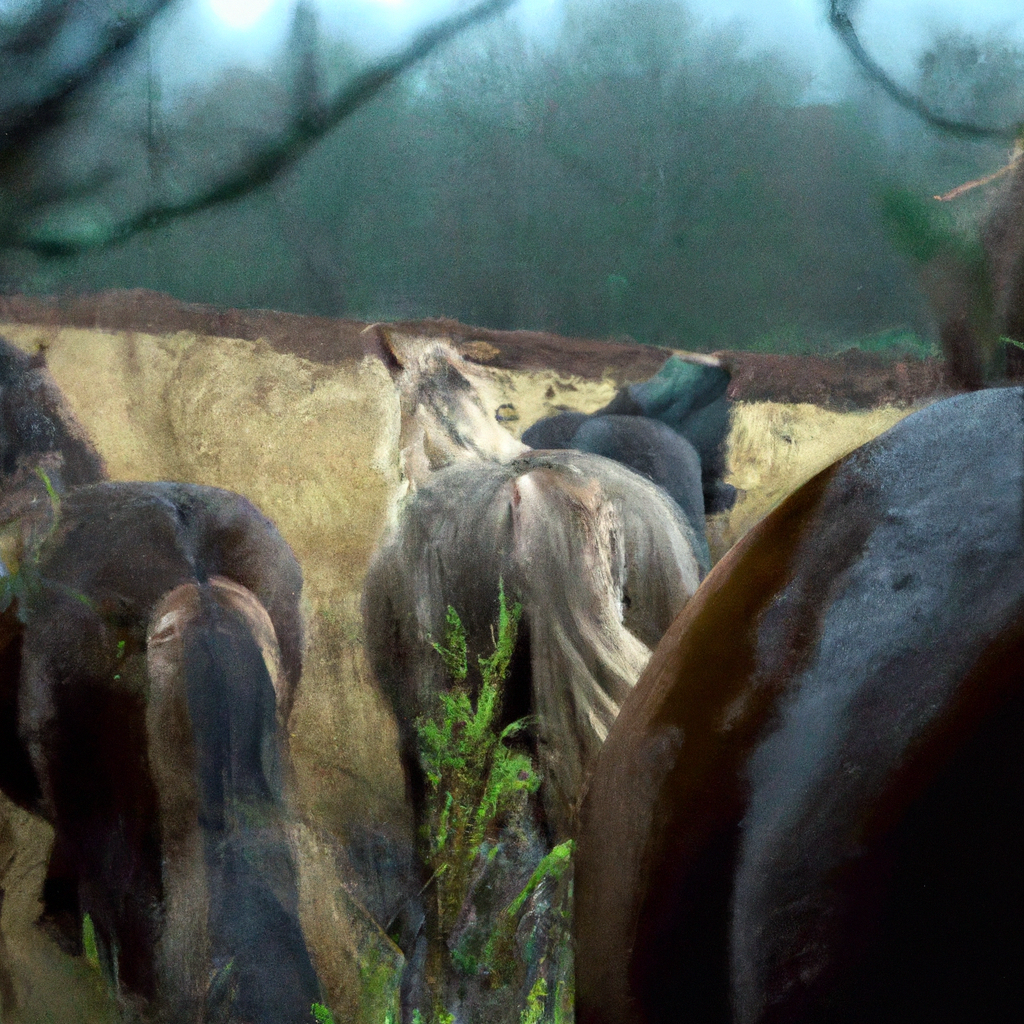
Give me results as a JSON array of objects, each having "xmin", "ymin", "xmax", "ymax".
[
  {"xmin": 934, "ymin": 146, "xmax": 1023, "ymax": 201},
  {"xmin": 15, "ymin": 0, "xmax": 520, "ymax": 258}
]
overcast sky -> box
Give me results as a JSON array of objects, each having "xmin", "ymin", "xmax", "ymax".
[{"xmin": 154, "ymin": 0, "xmax": 1024, "ymax": 104}]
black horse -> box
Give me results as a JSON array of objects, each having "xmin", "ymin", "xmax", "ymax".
[
  {"xmin": 522, "ymin": 354, "xmax": 737, "ymax": 542},
  {"xmin": 0, "ymin": 337, "xmax": 322, "ymax": 1022},
  {"xmin": 574, "ymin": 386, "xmax": 1023, "ymax": 1024}
]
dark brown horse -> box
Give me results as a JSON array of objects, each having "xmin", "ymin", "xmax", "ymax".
[
  {"xmin": 0, "ymin": 337, "xmax": 322, "ymax": 1021},
  {"xmin": 575, "ymin": 386, "xmax": 1023, "ymax": 1024}
]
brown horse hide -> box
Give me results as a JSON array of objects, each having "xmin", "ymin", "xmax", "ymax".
[
  {"xmin": 7, "ymin": 481, "xmax": 320, "ymax": 1023},
  {"xmin": 938, "ymin": 156, "xmax": 1024, "ymax": 387},
  {"xmin": 575, "ymin": 386, "xmax": 1024, "ymax": 1024}
]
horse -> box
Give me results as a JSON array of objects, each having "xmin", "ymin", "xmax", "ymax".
[
  {"xmin": 522, "ymin": 352, "xmax": 737, "ymax": 526},
  {"xmin": 361, "ymin": 328, "xmax": 708, "ymax": 1018},
  {"xmin": 363, "ymin": 328, "xmax": 707, "ymax": 829},
  {"xmin": 573, "ymin": 385, "xmax": 1024, "ymax": 1024},
  {"xmin": 1, "ymin": 478, "xmax": 322, "ymax": 1023},
  {"xmin": 0, "ymin": 336, "xmax": 323, "ymax": 1021}
]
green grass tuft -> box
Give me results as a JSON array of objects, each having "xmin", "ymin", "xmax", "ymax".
[{"xmin": 81, "ymin": 913, "xmax": 101, "ymax": 971}]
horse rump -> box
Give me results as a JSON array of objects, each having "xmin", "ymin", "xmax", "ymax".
[
  {"xmin": 522, "ymin": 355, "xmax": 736, "ymax": 521},
  {"xmin": 11, "ymin": 483, "xmax": 319, "ymax": 1023},
  {"xmin": 574, "ymin": 386, "xmax": 1024, "ymax": 1024}
]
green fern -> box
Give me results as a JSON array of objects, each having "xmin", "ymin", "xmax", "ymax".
[
  {"xmin": 414, "ymin": 578, "xmax": 578, "ymax": 1024},
  {"xmin": 415, "ymin": 580, "xmax": 541, "ymax": 1022}
]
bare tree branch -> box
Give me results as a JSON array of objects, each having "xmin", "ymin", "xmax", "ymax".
[
  {"xmin": 827, "ymin": 0, "xmax": 1022, "ymax": 141},
  {"xmin": 0, "ymin": 0, "xmax": 178, "ymax": 147},
  {"xmin": 12, "ymin": 0, "xmax": 520, "ymax": 258},
  {"xmin": 934, "ymin": 145, "xmax": 1022, "ymax": 201}
]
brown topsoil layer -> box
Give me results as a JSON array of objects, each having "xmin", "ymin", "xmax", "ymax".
[{"xmin": 0, "ymin": 289, "xmax": 958, "ymax": 409}]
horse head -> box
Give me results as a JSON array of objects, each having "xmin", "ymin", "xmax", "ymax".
[{"xmin": 363, "ymin": 324, "xmax": 527, "ymax": 490}]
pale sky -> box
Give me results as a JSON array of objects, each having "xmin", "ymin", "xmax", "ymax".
[{"xmin": 150, "ymin": 0, "xmax": 1024, "ymax": 103}]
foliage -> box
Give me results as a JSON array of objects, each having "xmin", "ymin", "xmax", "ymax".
[
  {"xmin": 355, "ymin": 931, "xmax": 402, "ymax": 1024},
  {"xmin": 81, "ymin": 913, "xmax": 101, "ymax": 972},
  {"xmin": 505, "ymin": 841, "xmax": 573, "ymax": 920},
  {"xmin": 0, "ymin": 468, "xmax": 62, "ymax": 624},
  {"xmin": 15, "ymin": 0, "xmax": 987, "ymax": 355},
  {"xmin": 414, "ymin": 579, "xmax": 582, "ymax": 1024},
  {"xmin": 520, "ymin": 978, "xmax": 548, "ymax": 1024},
  {"xmin": 415, "ymin": 580, "xmax": 538, "ymax": 1021},
  {"xmin": 878, "ymin": 186, "xmax": 987, "ymax": 272},
  {"xmin": 311, "ymin": 1003, "xmax": 336, "ymax": 1024}
]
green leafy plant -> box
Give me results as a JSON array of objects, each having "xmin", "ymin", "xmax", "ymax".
[
  {"xmin": 81, "ymin": 913, "xmax": 101, "ymax": 971},
  {"xmin": 520, "ymin": 977, "xmax": 548, "ymax": 1024},
  {"xmin": 0, "ymin": 467, "xmax": 62, "ymax": 622},
  {"xmin": 415, "ymin": 579, "xmax": 542, "ymax": 1023},
  {"xmin": 311, "ymin": 1003, "xmax": 336, "ymax": 1024},
  {"xmin": 411, "ymin": 579, "xmax": 579, "ymax": 1024},
  {"xmin": 481, "ymin": 839, "xmax": 576, "ymax": 1020}
]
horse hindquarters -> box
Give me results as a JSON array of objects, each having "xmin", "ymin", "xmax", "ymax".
[
  {"xmin": 146, "ymin": 579, "xmax": 320, "ymax": 1024},
  {"xmin": 509, "ymin": 467, "xmax": 651, "ymax": 837},
  {"xmin": 575, "ymin": 387, "xmax": 1024, "ymax": 1024},
  {"xmin": 569, "ymin": 415, "xmax": 710, "ymax": 569}
]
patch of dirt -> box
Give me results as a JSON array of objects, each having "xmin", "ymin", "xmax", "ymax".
[
  {"xmin": 0, "ymin": 290, "xmax": 960, "ymax": 408},
  {"xmin": 716, "ymin": 348, "xmax": 954, "ymax": 411}
]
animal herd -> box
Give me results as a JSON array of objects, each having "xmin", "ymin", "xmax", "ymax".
[{"xmin": 0, "ymin": 327, "xmax": 1020, "ymax": 1024}]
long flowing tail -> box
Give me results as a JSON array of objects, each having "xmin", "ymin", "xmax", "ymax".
[
  {"xmin": 510, "ymin": 468, "xmax": 651, "ymax": 838},
  {"xmin": 146, "ymin": 578, "xmax": 320, "ymax": 1024}
]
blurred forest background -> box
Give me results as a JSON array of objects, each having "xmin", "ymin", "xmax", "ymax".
[{"xmin": 1, "ymin": 0, "xmax": 1022, "ymax": 356}]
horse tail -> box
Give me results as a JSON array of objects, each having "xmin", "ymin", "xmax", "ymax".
[
  {"xmin": 510, "ymin": 467, "xmax": 651, "ymax": 839},
  {"xmin": 146, "ymin": 577, "xmax": 320, "ymax": 1024}
]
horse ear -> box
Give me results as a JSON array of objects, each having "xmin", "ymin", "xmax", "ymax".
[{"xmin": 362, "ymin": 323, "xmax": 404, "ymax": 378}]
